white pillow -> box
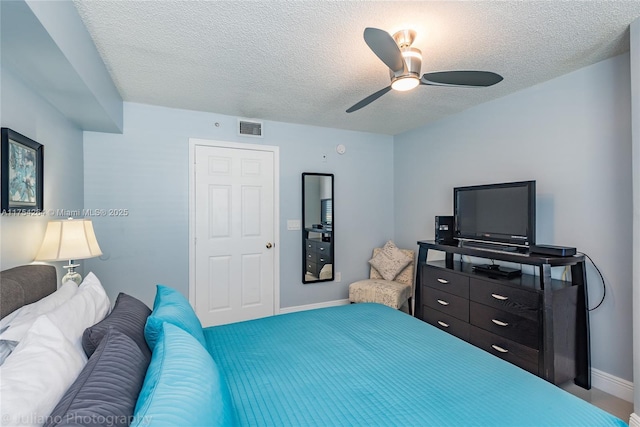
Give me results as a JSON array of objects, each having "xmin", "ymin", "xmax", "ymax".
[
  {"xmin": 44, "ymin": 272, "xmax": 110, "ymax": 354},
  {"xmin": 0, "ymin": 340, "xmax": 18, "ymax": 365},
  {"xmin": 0, "ymin": 315, "xmax": 86, "ymax": 427},
  {"xmin": 0, "ymin": 281, "xmax": 78, "ymax": 364},
  {"xmin": 0, "ymin": 280, "xmax": 78, "ymax": 331}
]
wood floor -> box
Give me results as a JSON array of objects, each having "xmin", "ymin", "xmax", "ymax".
[{"xmin": 561, "ymin": 382, "xmax": 633, "ymax": 422}]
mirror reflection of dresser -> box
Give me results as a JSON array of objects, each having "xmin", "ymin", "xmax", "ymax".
[
  {"xmin": 302, "ymin": 173, "xmax": 334, "ymax": 283},
  {"xmin": 305, "ymin": 234, "xmax": 332, "ymax": 278}
]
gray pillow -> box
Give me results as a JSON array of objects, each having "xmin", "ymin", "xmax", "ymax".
[
  {"xmin": 45, "ymin": 328, "xmax": 148, "ymax": 427},
  {"xmin": 82, "ymin": 293, "xmax": 151, "ymax": 359}
]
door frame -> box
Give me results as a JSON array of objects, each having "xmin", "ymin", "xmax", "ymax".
[{"xmin": 188, "ymin": 138, "xmax": 280, "ymax": 316}]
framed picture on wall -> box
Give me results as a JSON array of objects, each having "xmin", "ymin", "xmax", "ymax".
[{"xmin": 1, "ymin": 128, "xmax": 44, "ymax": 213}]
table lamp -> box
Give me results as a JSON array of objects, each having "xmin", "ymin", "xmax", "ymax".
[{"xmin": 35, "ymin": 217, "xmax": 102, "ymax": 285}]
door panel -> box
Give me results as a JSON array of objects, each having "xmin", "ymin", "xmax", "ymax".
[{"xmin": 194, "ymin": 144, "xmax": 276, "ymax": 326}]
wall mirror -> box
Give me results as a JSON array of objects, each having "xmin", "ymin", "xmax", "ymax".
[{"xmin": 302, "ymin": 173, "xmax": 334, "ymax": 283}]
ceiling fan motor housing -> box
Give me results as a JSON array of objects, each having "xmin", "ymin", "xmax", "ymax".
[{"xmin": 389, "ymin": 46, "xmax": 422, "ymax": 89}]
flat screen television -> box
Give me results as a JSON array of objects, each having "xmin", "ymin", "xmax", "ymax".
[{"xmin": 453, "ymin": 180, "xmax": 536, "ymax": 248}]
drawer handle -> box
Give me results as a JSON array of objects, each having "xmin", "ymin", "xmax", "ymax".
[
  {"xmin": 437, "ymin": 278, "xmax": 449, "ymax": 284},
  {"xmin": 491, "ymin": 344, "xmax": 509, "ymax": 353},
  {"xmin": 437, "ymin": 299, "xmax": 450, "ymax": 306},
  {"xmin": 319, "ymin": 247, "xmax": 325, "ymax": 251},
  {"xmin": 437, "ymin": 321, "xmax": 450, "ymax": 328},
  {"xmin": 319, "ymin": 258, "xmax": 325, "ymax": 262},
  {"xmin": 491, "ymin": 293, "xmax": 509, "ymax": 301},
  {"xmin": 491, "ymin": 319, "xmax": 509, "ymax": 327}
]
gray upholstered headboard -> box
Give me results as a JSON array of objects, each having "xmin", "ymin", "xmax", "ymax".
[{"xmin": 0, "ymin": 265, "xmax": 57, "ymax": 319}]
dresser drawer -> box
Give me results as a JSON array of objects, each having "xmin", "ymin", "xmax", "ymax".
[
  {"xmin": 316, "ymin": 240, "xmax": 331, "ymax": 254},
  {"xmin": 424, "ymin": 287, "xmax": 469, "ymax": 322},
  {"xmin": 470, "ymin": 302, "xmax": 539, "ymax": 349},
  {"xmin": 306, "ymin": 240, "xmax": 315, "ymax": 251},
  {"xmin": 424, "ymin": 309, "xmax": 469, "ymax": 341},
  {"xmin": 469, "ymin": 278, "xmax": 539, "ymax": 321},
  {"xmin": 469, "ymin": 326, "xmax": 539, "ymax": 375},
  {"xmin": 316, "ymin": 254, "xmax": 331, "ymax": 265},
  {"xmin": 306, "ymin": 251, "xmax": 316, "ymax": 263},
  {"xmin": 306, "ymin": 261, "xmax": 317, "ymax": 275},
  {"xmin": 422, "ymin": 266, "xmax": 469, "ymax": 298}
]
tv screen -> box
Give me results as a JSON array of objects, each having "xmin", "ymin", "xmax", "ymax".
[{"xmin": 454, "ymin": 181, "xmax": 536, "ymax": 247}]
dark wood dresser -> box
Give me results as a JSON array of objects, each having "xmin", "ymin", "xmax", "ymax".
[
  {"xmin": 415, "ymin": 240, "xmax": 590, "ymax": 389},
  {"xmin": 305, "ymin": 238, "xmax": 332, "ymax": 278}
]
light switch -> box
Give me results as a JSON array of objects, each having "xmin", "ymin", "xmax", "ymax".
[{"xmin": 287, "ymin": 219, "xmax": 301, "ymax": 231}]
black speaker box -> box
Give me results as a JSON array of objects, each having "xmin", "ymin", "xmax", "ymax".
[
  {"xmin": 435, "ymin": 216, "xmax": 455, "ymax": 244},
  {"xmin": 529, "ymin": 244, "xmax": 577, "ymax": 257}
]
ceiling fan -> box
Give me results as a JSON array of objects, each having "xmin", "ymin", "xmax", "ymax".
[{"xmin": 346, "ymin": 27, "xmax": 503, "ymax": 113}]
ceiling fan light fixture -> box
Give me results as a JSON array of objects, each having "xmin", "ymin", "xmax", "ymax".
[
  {"xmin": 391, "ymin": 75, "xmax": 419, "ymax": 91},
  {"xmin": 389, "ymin": 46, "xmax": 422, "ymax": 91}
]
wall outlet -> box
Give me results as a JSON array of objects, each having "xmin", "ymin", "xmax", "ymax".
[
  {"xmin": 287, "ymin": 219, "xmax": 301, "ymax": 230},
  {"xmin": 335, "ymin": 272, "xmax": 341, "ymax": 282}
]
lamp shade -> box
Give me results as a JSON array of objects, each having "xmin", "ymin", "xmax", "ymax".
[{"xmin": 35, "ymin": 218, "xmax": 102, "ymax": 261}]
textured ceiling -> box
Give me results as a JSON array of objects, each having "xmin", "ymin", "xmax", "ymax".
[{"xmin": 72, "ymin": 1, "xmax": 640, "ymax": 135}]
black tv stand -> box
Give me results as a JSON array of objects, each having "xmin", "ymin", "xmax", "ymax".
[
  {"xmin": 473, "ymin": 264, "xmax": 522, "ymax": 279},
  {"xmin": 414, "ymin": 240, "xmax": 590, "ymax": 390}
]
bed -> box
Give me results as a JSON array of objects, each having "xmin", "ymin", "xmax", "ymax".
[{"xmin": 0, "ymin": 265, "xmax": 629, "ymax": 427}]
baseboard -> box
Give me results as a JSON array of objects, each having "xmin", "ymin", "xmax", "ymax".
[
  {"xmin": 278, "ymin": 299, "xmax": 350, "ymax": 314},
  {"xmin": 629, "ymin": 413, "xmax": 640, "ymax": 427},
  {"xmin": 591, "ymin": 368, "xmax": 634, "ymax": 403}
]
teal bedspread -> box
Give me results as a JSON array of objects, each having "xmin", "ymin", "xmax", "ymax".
[{"xmin": 203, "ymin": 303, "xmax": 627, "ymax": 427}]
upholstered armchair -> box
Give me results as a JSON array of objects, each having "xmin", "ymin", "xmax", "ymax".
[{"xmin": 348, "ymin": 242, "xmax": 415, "ymax": 315}]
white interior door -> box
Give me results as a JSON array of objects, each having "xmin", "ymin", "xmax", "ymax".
[{"xmin": 191, "ymin": 141, "xmax": 278, "ymax": 327}]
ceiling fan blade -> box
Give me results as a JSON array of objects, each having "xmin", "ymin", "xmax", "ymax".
[
  {"xmin": 363, "ymin": 27, "xmax": 405, "ymax": 74},
  {"xmin": 346, "ymin": 86, "xmax": 392, "ymax": 113},
  {"xmin": 421, "ymin": 71, "xmax": 503, "ymax": 87}
]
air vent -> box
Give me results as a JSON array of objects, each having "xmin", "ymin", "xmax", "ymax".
[{"xmin": 238, "ymin": 119, "xmax": 263, "ymax": 138}]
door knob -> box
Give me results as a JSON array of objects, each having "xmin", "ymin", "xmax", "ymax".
[{"xmin": 266, "ymin": 242, "xmax": 273, "ymax": 249}]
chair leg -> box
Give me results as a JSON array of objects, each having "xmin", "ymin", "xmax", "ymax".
[{"xmin": 408, "ymin": 297, "xmax": 413, "ymax": 316}]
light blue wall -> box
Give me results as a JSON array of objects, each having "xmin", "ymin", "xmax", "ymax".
[
  {"xmin": 24, "ymin": 0, "xmax": 123, "ymax": 132},
  {"xmin": 393, "ymin": 54, "xmax": 633, "ymax": 382},
  {"xmin": 0, "ymin": 66, "xmax": 84, "ymax": 281},
  {"xmin": 83, "ymin": 102, "xmax": 394, "ymax": 308},
  {"xmin": 1, "ymin": 0, "xmax": 123, "ymax": 132}
]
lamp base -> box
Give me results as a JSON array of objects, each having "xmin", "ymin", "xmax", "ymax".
[{"xmin": 62, "ymin": 262, "xmax": 82, "ymax": 285}]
